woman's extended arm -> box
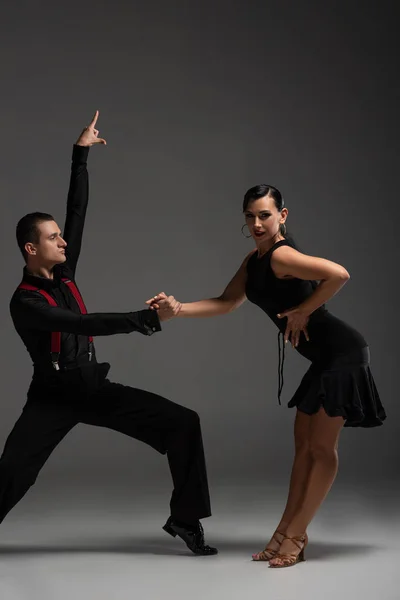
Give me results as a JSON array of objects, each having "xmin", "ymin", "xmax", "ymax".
[{"xmin": 147, "ymin": 250, "xmax": 256, "ymax": 318}]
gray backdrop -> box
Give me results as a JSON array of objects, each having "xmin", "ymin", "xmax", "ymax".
[{"xmin": 0, "ymin": 0, "xmax": 397, "ymax": 494}]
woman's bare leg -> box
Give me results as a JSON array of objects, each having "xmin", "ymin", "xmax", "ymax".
[
  {"xmin": 270, "ymin": 407, "xmax": 344, "ymax": 566},
  {"xmin": 276, "ymin": 410, "xmax": 314, "ymax": 528},
  {"xmin": 252, "ymin": 410, "xmax": 313, "ymax": 560}
]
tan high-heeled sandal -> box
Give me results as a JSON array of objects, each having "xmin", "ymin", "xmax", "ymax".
[
  {"xmin": 252, "ymin": 529, "xmax": 286, "ymax": 561},
  {"xmin": 269, "ymin": 533, "xmax": 308, "ymax": 568}
]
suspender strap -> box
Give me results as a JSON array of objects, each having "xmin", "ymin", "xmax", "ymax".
[
  {"xmin": 61, "ymin": 279, "xmax": 93, "ymax": 344},
  {"xmin": 18, "ymin": 278, "xmax": 93, "ymax": 369},
  {"xmin": 18, "ymin": 282, "xmax": 61, "ymax": 369}
]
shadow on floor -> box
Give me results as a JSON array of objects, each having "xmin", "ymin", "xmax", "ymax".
[
  {"xmin": 0, "ymin": 537, "xmax": 378, "ymax": 559},
  {"xmin": 211, "ymin": 539, "xmax": 377, "ymax": 559}
]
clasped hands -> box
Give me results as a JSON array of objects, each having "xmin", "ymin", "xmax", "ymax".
[{"xmin": 146, "ymin": 292, "xmax": 182, "ymax": 322}]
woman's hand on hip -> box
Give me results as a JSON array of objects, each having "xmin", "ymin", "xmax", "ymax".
[{"xmin": 277, "ymin": 307, "xmax": 310, "ymax": 348}]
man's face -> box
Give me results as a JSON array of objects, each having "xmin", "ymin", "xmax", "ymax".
[{"xmin": 26, "ymin": 220, "xmax": 67, "ymax": 266}]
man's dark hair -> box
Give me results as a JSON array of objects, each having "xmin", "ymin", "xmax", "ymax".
[{"xmin": 16, "ymin": 212, "xmax": 55, "ymax": 261}]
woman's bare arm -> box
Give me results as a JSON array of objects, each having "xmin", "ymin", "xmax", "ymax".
[
  {"xmin": 272, "ymin": 245, "xmax": 350, "ymax": 314},
  {"xmin": 271, "ymin": 245, "xmax": 350, "ymax": 346},
  {"xmin": 147, "ymin": 250, "xmax": 256, "ymax": 318}
]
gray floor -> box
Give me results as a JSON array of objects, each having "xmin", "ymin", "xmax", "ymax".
[{"xmin": 0, "ymin": 479, "xmax": 398, "ymax": 600}]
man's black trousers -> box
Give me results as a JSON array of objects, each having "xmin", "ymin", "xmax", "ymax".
[{"xmin": 0, "ymin": 373, "xmax": 212, "ymax": 525}]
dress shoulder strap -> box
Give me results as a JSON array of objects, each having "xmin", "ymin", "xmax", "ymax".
[{"xmin": 268, "ymin": 239, "xmax": 291, "ymax": 255}]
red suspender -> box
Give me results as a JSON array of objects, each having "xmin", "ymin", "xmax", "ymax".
[
  {"xmin": 18, "ymin": 278, "xmax": 93, "ymax": 369},
  {"xmin": 61, "ymin": 279, "xmax": 93, "ymax": 345}
]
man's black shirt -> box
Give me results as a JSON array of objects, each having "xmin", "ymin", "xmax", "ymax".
[{"xmin": 9, "ymin": 144, "xmax": 161, "ymax": 386}]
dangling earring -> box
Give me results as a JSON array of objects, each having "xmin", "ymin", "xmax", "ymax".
[
  {"xmin": 241, "ymin": 224, "xmax": 252, "ymax": 238},
  {"xmin": 281, "ymin": 222, "xmax": 287, "ymax": 235}
]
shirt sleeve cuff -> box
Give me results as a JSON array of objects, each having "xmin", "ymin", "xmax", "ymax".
[
  {"xmin": 72, "ymin": 144, "xmax": 90, "ymax": 163},
  {"xmin": 142, "ymin": 309, "xmax": 162, "ymax": 335}
]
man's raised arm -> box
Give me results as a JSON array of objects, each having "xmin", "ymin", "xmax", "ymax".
[{"xmin": 63, "ymin": 111, "xmax": 106, "ymax": 275}]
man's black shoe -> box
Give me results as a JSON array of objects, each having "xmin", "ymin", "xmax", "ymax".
[{"xmin": 163, "ymin": 517, "xmax": 218, "ymax": 555}]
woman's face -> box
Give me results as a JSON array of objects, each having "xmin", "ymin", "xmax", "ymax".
[{"xmin": 244, "ymin": 195, "xmax": 287, "ymax": 244}]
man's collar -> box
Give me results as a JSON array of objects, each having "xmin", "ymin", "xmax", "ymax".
[{"xmin": 22, "ymin": 265, "xmax": 61, "ymax": 291}]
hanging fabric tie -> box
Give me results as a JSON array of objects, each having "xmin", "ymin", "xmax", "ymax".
[{"xmin": 277, "ymin": 330, "xmax": 286, "ymax": 405}]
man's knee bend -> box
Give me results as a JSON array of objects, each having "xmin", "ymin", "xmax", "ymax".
[
  {"xmin": 0, "ymin": 459, "xmax": 17, "ymax": 480},
  {"xmin": 0, "ymin": 459, "xmax": 38, "ymax": 486},
  {"xmin": 0, "ymin": 460, "xmax": 21, "ymax": 485},
  {"xmin": 178, "ymin": 407, "xmax": 201, "ymax": 431}
]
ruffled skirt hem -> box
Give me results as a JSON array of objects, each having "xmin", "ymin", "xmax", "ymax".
[{"xmin": 288, "ymin": 347, "xmax": 386, "ymax": 428}]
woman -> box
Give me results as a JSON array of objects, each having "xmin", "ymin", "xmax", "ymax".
[{"xmin": 147, "ymin": 184, "xmax": 386, "ymax": 568}]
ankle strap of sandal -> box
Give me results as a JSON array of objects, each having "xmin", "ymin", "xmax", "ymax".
[{"xmin": 282, "ymin": 534, "xmax": 306, "ymax": 550}]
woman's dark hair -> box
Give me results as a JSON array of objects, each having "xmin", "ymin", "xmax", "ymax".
[
  {"xmin": 243, "ymin": 184, "xmax": 287, "ymax": 236},
  {"xmin": 16, "ymin": 211, "xmax": 55, "ymax": 261}
]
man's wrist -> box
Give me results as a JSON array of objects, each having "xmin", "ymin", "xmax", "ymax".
[
  {"xmin": 72, "ymin": 144, "xmax": 90, "ymax": 163},
  {"xmin": 142, "ymin": 308, "xmax": 162, "ymax": 334}
]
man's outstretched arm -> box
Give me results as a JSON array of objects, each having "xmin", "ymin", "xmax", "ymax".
[
  {"xmin": 10, "ymin": 292, "xmax": 162, "ymax": 337},
  {"xmin": 63, "ymin": 111, "xmax": 106, "ymax": 276}
]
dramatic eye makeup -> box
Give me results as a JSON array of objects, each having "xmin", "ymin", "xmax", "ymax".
[{"xmin": 245, "ymin": 212, "xmax": 271, "ymax": 219}]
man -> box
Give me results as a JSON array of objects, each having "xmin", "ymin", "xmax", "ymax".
[{"xmin": 4, "ymin": 111, "xmax": 217, "ymax": 556}]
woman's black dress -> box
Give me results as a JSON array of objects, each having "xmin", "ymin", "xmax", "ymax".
[{"xmin": 245, "ymin": 240, "xmax": 386, "ymax": 427}]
